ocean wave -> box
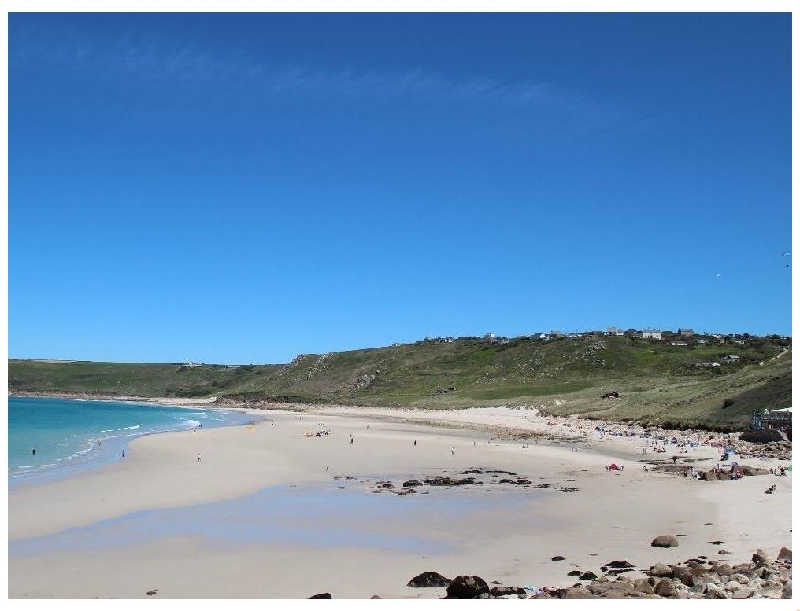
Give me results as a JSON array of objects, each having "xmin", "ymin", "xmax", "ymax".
[
  {"xmin": 183, "ymin": 420, "xmax": 202, "ymax": 429},
  {"xmin": 124, "ymin": 425, "xmax": 141, "ymax": 430}
]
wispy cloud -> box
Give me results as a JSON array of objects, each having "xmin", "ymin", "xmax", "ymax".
[{"xmin": 10, "ymin": 23, "xmax": 628, "ymax": 128}]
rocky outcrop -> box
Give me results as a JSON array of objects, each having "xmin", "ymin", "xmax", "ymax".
[
  {"xmin": 407, "ymin": 572, "xmax": 451, "ymax": 588},
  {"xmin": 445, "ymin": 575, "xmax": 490, "ymax": 599},
  {"xmin": 406, "ymin": 547, "xmax": 792, "ymax": 600}
]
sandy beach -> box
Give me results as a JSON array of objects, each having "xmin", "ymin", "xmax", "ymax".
[{"xmin": 8, "ymin": 402, "xmax": 793, "ymax": 599}]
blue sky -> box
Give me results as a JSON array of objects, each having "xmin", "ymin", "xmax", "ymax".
[{"xmin": 8, "ymin": 12, "xmax": 792, "ymax": 364}]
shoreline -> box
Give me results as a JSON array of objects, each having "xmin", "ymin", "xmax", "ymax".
[{"xmin": 8, "ymin": 400, "xmax": 792, "ymax": 598}]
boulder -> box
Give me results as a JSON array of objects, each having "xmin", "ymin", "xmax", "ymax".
[
  {"xmin": 712, "ymin": 563, "xmax": 733, "ymax": 576},
  {"xmin": 445, "ymin": 575, "xmax": 490, "ymax": 599},
  {"xmin": 782, "ymin": 579, "xmax": 792, "ymax": 599},
  {"xmin": 651, "ymin": 535, "xmax": 680, "ymax": 548},
  {"xmin": 551, "ymin": 555, "xmax": 566, "ymax": 561},
  {"xmin": 704, "ymin": 583, "xmax": 730, "ymax": 599},
  {"xmin": 402, "ymin": 479, "xmax": 422, "ymax": 488},
  {"xmin": 654, "ymin": 579, "xmax": 677, "ymax": 597},
  {"xmin": 650, "ymin": 563, "xmax": 674, "ymax": 578},
  {"xmin": 406, "ymin": 571, "xmax": 451, "ymax": 587},
  {"xmin": 732, "ymin": 587, "xmax": 754, "ymax": 599},
  {"xmin": 634, "ymin": 579, "xmax": 655, "ymax": 595},
  {"xmin": 777, "ymin": 547, "xmax": 792, "ymax": 562},
  {"xmin": 308, "ymin": 593, "xmax": 332, "ymax": 599},
  {"xmin": 752, "ymin": 549, "xmax": 770, "ymax": 565},
  {"xmin": 579, "ymin": 571, "xmax": 599, "ymax": 581},
  {"xmin": 558, "ymin": 586, "xmax": 597, "ymax": 599},
  {"xmin": 587, "ymin": 581, "xmax": 633, "ymax": 596}
]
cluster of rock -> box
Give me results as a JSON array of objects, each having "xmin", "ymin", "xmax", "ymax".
[
  {"xmin": 401, "ymin": 547, "xmax": 791, "ymax": 599},
  {"xmin": 305, "ymin": 353, "xmax": 332, "ymax": 381},
  {"xmin": 362, "ymin": 468, "xmax": 579, "ymax": 496},
  {"xmin": 647, "ymin": 462, "xmax": 773, "ymax": 480},
  {"xmin": 544, "ymin": 547, "xmax": 792, "ymax": 599},
  {"xmin": 734, "ymin": 438, "xmax": 792, "ymax": 461}
]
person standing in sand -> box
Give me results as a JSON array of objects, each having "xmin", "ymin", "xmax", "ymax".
[
  {"xmin": 451, "ymin": 447, "xmax": 455, "ymax": 456},
  {"xmin": 197, "ymin": 453, "xmax": 202, "ymax": 463}
]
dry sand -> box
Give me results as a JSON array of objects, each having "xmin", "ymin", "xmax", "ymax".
[{"xmin": 8, "ymin": 404, "xmax": 793, "ymax": 599}]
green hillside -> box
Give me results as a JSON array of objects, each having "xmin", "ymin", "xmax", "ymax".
[{"xmin": 9, "ymin": 333, "xmax": 791, "ymax": 431}]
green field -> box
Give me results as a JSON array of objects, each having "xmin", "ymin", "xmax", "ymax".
[{"xmin": 9, "ymin": 333, "xmax": 791, "ymax": 431}]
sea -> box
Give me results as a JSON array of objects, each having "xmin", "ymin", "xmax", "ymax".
[{"xmin": 8, "ymin": 396, "xmax": 261, "ymax": 485}]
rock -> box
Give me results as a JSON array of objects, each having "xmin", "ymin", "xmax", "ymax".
[
  {"xmin": 740, "ymin": 465, "xmax": 770, "ymax": 476},
  {"xmin": 579, "ymin": 571, "xmax": 598, "ymax": 581},
  {"xmin": 649, "ymin": 563, "xmax": 674, "ymax": 578},
  {"xmin": 672, "ymin": 567, "xmax": 693, "ymax": 586},
  {"xmin": 567, "ymin": 570, "xmax": 582, "ymax": 577},
  {"xmin": 634, "ymin": 579, "xmax": 654, "ymax": 594},
  {"xmin": 445, "ymin": 575, "xmax": 490, "ymax": 599},
  {"xmin": 490, "ymin": 586, "xmax": 526, "ymax": 597},
  {"xmin": 718, "ymin": 549, "xmax": 731, "ymax": 555},
  {"xmin": 651, "ymin": 535, "xmax": 680, "ymax": 548},
  {"xmin": 782, "ymin": 579, "xmax": 792, "ymax": 599},
  {"xmin": 370, "ymin": 595, "xmax": 381, "ymax": 599},
  {"xmin": 551, "ymin": 555, "xmax": 566, "ymax": 561},
  {"xmin": 777, "ymin": 547, "xmax": 792, "ymax": 562},
  {"xmin": 558, "ymin": 586, "xmax": 597, "ymax": 599},
  {"xmin": 145, "ymin": 590, "xmax": 158, "ymax": 596},
  {"xmin": 308, "ymin": 593, "xmax": 332, "ymax": 599},
  {"xmin": 732, "ymin": 587, "xmax": 754, "ymax": 599},
  {"xmin": 402, "ymin": 479, "xmax": 422, "ymax": 488},
  {"xmin": 734, "ymin": 574, "xmax": 750, "ymax": 585},
  {"xmin": 654, "ymin": 579, "xmax": 677, "ymax": 597},
  {"xmin": 587, "ymin": 581, "xmax": 633, "ymax": 596},
  {"xmin": 407, "ymin": 571, "xmax": 451, "ymax": 587},
  {"xmin": 713, "ymin": 563, "xmax": 733, "ymax": 576},
  {"xmin": 752, "ymin": 549, "xmax": 770, "ymax": 565},
  {"xmin": 704, "ymin": 583, "xmax": 730, "ymax": 599},
  {"xmin": 605, "ymin": 560, "xmax": 635, "ymax": 569}
]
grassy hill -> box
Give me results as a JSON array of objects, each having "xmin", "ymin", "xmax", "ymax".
[{"xmin": 9, "ymin": 333, "xmax": 791, "ymax": 431}]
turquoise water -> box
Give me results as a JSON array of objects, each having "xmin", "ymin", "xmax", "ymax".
[{"xmin": 8, "ymin": 396, "xmax": 260, "ymax": 483}]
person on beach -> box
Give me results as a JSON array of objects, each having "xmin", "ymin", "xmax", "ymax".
[
  {"xmin": 350, "ymin": 438, "xmax": 354, "ymax": 445},
  {"xmin": 121, "ymin": 450, "xmax": 125, "ymax": 458},
  {"xmin": 451, "ymin": 447, "xmax": 455, "ymax": 456},
  {"xmin": 197, "ymin": 453, "xmax": 202, "ymax": 462},
  {"xmin": 413, "ymin": 440, "xmax": 416, "ymax": 446},
  {"xmin": 31, "ymin": 448, "xmax": 36, "ymax": 456}
]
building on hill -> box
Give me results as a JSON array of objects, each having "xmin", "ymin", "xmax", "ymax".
[
  {"xmin": 678, "ymin": 328, "xmax": 694, "ymax": 337},
  {"xmin": 642, "ymin": 330, "xmax": 662, "ymax": 340},
  {"xmin": 751, "ymin": 407, "xmax": 791, "ymax": 434}
]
